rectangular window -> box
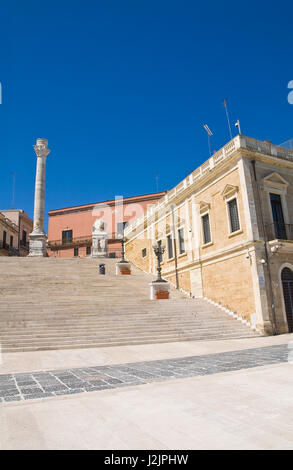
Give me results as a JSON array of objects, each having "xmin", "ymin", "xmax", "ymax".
[
  {"xmin": 62, "ymin": 230, "xmax": 73, "ymax": 244},
  {"xmin": 86, "ymin": 246, "xmax": 91, "ymax": 255},
  {"xmin": 3, "ymin": 230, "xmax": 7, "ymax": 246},
  {"xmin": 270, "ymin": 193, "xmax": 287, "ymax": 239},
  {"xmin": 22, "ymin": 230, "xmax": 27, "ymax": 245},
  {"xmin": 228, "ymin": 198, "xmax": 240, "ymax": 233},
  {"xmin": 167, "ymin": 235, "xmax": 173, "ymax": 259},
  {"xmin": 142, "ymin": 248, "xmax": 147, "ymax": 258},
  {"xmin": 117, "ymin": 221, "xmax": 128, "ymax": 237},
  {"xmin": 202, "ymin": 214, "xmax": 211, "ymax": 244},
  {"xmin": 10, "ymin": 235, "xmax": 13, "ymax": 247},
  {"xmin": 74, "ymin": 247, "xmax": 78, "ymax": 257},
  {"xmin": 178, "ymin": 228, "xmax": 185, "ymax": 254}
]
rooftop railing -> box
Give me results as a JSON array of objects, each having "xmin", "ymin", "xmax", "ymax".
[{"xmin": 125, "ymin": 135, "xmax": 293, "ymax": 237}]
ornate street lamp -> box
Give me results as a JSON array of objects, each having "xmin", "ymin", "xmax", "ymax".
[
  {"xmin": 152, "ymin": 242, "xmax": 167, "ymax": 282},
  {"xmin": 117, "ymin": 229, "xmax": 128, "ymax": 263},
  {"xmin": 119, "ymin": 236, "xmax": 127, "ymax": 263}
]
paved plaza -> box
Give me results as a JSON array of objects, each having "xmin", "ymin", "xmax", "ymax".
[
  {"xmin": 0, "ymin": 343, "xmax": 290, "ymax": 403},
  {"xmin": 0, "ymin": 334, "xmax": 293, "ymax": 449}
]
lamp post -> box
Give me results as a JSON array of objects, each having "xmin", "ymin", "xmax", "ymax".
[
  {"xmin": 152, "ymin": 241, "xmax": 166, "ymax": 282},
  {"xmin": 119, "ymin": 235, "xmax": 127, "ymax": 263},
  {"xmin": 116, "ymin": 231, "xmax": 131, "ymax": 275}
]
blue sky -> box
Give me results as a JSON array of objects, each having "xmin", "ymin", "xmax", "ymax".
[{"xmin": 0, "ymin": 0, "xmax": 292, "ymax": 228}]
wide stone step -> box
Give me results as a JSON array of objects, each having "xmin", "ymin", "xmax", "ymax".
[
  {"xmin": 0, "ymin": 322, "xmax": 252, "ymax": 338},
  {"xmin": 0, "ymin": 333, "xmax": 256, "ymax": 353},
  {"xmin": 0, "ymin": 257, "xmax": 259, "ymax": 352}
]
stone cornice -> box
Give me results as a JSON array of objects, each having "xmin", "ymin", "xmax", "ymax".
[{"xmin": 125, "ymin": 135, "xmax": 293, "ymax": 239}]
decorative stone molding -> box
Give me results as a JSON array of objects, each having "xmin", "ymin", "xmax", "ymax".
[
  {"xmin": 221, "ymin": 184, "xmax": 239, "ymax": 200},
  {"xmin": 199, "ymin": 201, "xmax": 210, "ymax": 215},
  {"xmin": 261, "ymin": 172, "xmax": 289, "ymax": 193}
]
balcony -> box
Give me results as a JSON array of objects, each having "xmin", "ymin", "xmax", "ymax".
[
  {"xmin": 265, "ymin": 223, "xmax": 293, "ymax": 241},
  {"xmin": 48, "ymin": 235, "xmax": 92, "ymax": 249},
  {"xmin": 48, "ymin": 232, "xmax": 124, "ymax": 249}
]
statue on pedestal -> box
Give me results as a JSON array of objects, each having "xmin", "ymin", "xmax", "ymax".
[{"xmin": 92, "ymin": 219, "xmax": 108, "ymax": 257}]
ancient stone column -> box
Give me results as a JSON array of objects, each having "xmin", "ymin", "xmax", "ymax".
[{"xmin": 29, "ymin": 138, "xmax": 50, "ymax": 257}]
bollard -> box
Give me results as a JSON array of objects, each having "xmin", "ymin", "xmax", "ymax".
[{"xmin": 99, "ymin": 263, "xmax": 105, "ymax": 275}]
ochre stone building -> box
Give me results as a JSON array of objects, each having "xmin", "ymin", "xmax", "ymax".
[
  {"xmin": 0, "ymin": 212, "xmax": 19, "ymax": 256},
  {"xmin": 47, "ymin": 192, "xmax": 166, "ymax": 258},
  {"xmin": 1, "ymin": 210, "xmax": 33, "ymax": 256},
  {"xmin": 125, "ymin": 135, "xmax": 293, "ymax": 336}
]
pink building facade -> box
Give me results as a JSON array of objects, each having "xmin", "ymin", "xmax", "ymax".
[{"xmin": 48, "ymin": 192, "xmax": 166, "ymax": 258}]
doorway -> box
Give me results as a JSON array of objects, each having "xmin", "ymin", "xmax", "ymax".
[{"xmin": 281, "ymin": 267, "xmax": 293, "ymax": 333}]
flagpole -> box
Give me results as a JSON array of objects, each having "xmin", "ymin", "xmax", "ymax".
[
  {"xmin": 223, "ymin": 99, "xmax": 232, "ymax": 140},
  {"xmin": 207, "ymin": 134, "xmax": 211, "ymax": 157},
  {"xmin": 203, "ymin": 124, "xmax": 213, "ymax": 157}
]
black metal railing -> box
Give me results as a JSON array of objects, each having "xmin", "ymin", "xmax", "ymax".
[
  {"xmin": 265, "ymin": 223, "xmax": 293, "ymax": 241},
  {"xmin": 0, "ymin": 241, "xmax": 9, "ymax": 251},
  {"xmin": 0, "ymin": 241, "xmax": 19, "ymax": 256},
  {"xmin": 9, "ymin": 246, "xmax": 19, "ymax": 256},
  {"xmin": 48, "ymin": 233, "xmax": 123, "ymax": 249},
  {"xmin": 48, "ymin": 236, "xmax": 92, "ymax": 249}
]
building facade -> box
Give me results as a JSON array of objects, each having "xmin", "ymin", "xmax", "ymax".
[
  {"xmin": 0, "ymin": 212, "xmax": 19, "ymax": 256},
  {"xmin": 48, "ymin": 192, "xmax": 166, "ymax": 258},
  {"xmin": 125, "ymin": 135, "xmax": 293, "ymax": 336},
  {"xmin": 1, "ymin": 210, "xmax": 33, "ymax": 256}
]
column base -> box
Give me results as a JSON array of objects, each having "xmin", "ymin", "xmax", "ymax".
[
  {"xmin": 150, "ymin": 281, "xmax": 170, "ymax": 300},
  {"xmin": 28, "ymin": 232, "xmax": 47, "ymax": 257},
  {"xmin": 116, "ymin": 262, "xmax": 131, "ymax": 275}
]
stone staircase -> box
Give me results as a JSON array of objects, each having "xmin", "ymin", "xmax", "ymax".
[{"xmin": 0, "ymin": 257, "xmax": 259, "ymax": 352}]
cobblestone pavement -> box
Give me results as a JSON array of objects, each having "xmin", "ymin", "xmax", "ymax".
[{"xmin": 0, "ymin": 344, "xmax": 289, "ymax": 403}]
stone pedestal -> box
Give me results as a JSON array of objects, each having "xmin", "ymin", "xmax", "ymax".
[
  {"xmin": 29, "ymin": 232, "xmax": 47, "ymax": 257},
  {"xmin": 116, "ymin": 261, "xmax": 131, "ymax": 275},
  {"xmin": 29, "ymin": 138, "xmax": 50, "ymax": 257},
  {"xmin": 150, "ymin": 281, "xmax": 170, "ymax": 300}
]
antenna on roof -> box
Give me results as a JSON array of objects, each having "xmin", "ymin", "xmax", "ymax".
[
  {"xmin": 223, "ymin": 99, "xmax": 233, "ymax": 140},
  {"xmin": 155, "ymin": 174, "xmax": 160, "ymax": 193},
  {"xmin": 11, "ymin": 172, "xmax": 16, "ymax": 209},
  {"xmin": 203, "ymin": 124, "xmax": 213, "ymax": 157}
]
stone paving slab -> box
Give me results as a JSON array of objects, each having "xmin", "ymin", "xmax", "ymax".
[{"xmin": 0, "ymin": 344, "xmax": 290, "ymax": 403}]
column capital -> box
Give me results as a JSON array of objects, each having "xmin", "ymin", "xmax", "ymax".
[{"xmin": 33, "ymin": 138, "xmax": 50, "ymax": 158}]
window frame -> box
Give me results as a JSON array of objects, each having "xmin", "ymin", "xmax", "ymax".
[
  {"xmin": 201, "ymin": 211, "xmax": 212, "ymax": 247},
  {"xmin": 74, "ymin": 247, "xmax": 79, "ymax": 257},
  {"xmin": 62, "ymin": 229, "xmax": 73, "ymax": 244},
  {"xmin": 166, "ymin": 234, "xmax": 173, "ymax": 259},
  {"xmin": 177, "ymin": 227, "xmax": 186, "ymax": 255},
  {"xmin": 226, "ymin": 195, "xmax": 241, "ymax": 235}
]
